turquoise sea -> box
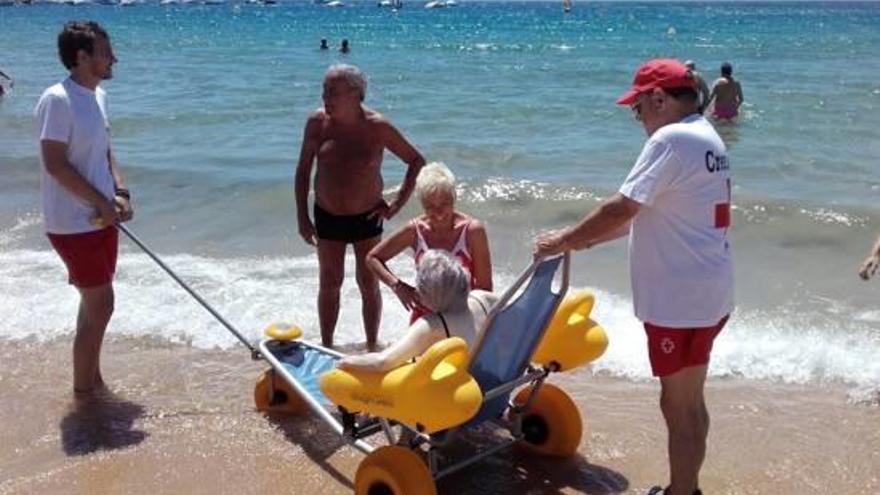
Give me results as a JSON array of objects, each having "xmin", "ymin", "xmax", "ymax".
[{"xmin": 0, "ymin": 1, "xmax": 878, "ymax": 398}]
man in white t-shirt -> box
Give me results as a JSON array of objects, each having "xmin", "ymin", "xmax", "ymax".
[
  {"xmin": 34, "ymin": 21, "xmax": 133, "ymax": 396},
  {"xmin": 534, "ymin": 58, "xmax": 733, "ymax": 495}
]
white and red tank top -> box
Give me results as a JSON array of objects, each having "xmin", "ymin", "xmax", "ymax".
[{"xmin": 412, "ymin": 218, "xmax": 476, "ymax": 286}]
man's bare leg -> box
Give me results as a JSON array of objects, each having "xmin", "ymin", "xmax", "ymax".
[
  {"xmin": 73, "ymin": 283, "xmax": 114, "ymax": 394},
  {"xmin": 354, "ymin": 237, "xmax": 382, "ymax": 351},
  {"xmin": 659, "ymin": 364, "xmax": 709, "ymax": 495},
  {"xmin": 317, "ymin": 239, "xmax": 346, "ymax": 348}
]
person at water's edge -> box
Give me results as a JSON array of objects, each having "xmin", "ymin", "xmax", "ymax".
[
  {"xmin": 535, "ymin": 59, "xmax": 733, "ymax": 495},
  {"xmin": 295, "ymin": 63, "xmax": 424, "ymax": 350},
  {"xmin": 35, "ymin": 20, "xmax": 134, "ymax": 396}
]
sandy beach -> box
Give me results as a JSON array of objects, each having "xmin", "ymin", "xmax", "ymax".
[
  {"xmin": 2, "ymin": 3, "xmax": 879, "ymax": 494},
  {"xmin": 1, "ymin": 337, "xmax": 877, "ymax": 495}
]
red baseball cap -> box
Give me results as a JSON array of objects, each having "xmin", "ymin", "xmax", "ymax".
[{"xmin": 616, "ymin": 58, "xmax": 696, "ymax": 105}]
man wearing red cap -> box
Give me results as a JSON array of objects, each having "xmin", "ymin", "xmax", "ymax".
[{"xmin": 534, "ymin": 58, "xmax": 734, "ymax": 495}]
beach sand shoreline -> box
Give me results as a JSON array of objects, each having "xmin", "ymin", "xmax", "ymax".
[{"xmin": 1, "ymin": 338, "xmax": 877, "ymax": 494}]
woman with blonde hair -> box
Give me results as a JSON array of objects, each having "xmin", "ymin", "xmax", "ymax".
[{"xmin": 366, "ymin": 162, "xmax": 492, "ymax": 320}]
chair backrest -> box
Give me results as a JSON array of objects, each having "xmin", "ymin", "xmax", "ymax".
[{"xmin": 463, "ymin": 255, "xmax": 567, "ymax": 426}]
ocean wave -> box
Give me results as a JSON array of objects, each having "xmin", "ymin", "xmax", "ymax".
[{"xmin": 1, "ymin": 248, "xmax": 877, "ymax": 395}]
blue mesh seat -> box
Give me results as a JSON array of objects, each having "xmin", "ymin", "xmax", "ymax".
[{"xmin": 461, "ymin": 256, "xmax": 565, "ymax": 429}]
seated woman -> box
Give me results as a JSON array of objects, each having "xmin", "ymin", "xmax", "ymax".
[
  {"xmin": 366, "ymin": 162, "xmax": 492, "ymax": 321},
  {"xmin": 339, "ymin": 249, "xmax": 498, "ymax": 373}
]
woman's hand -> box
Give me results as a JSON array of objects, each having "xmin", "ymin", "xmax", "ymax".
[{"xmin": 392, "ymin": 280, "xmax": 423, "ymax": 312}]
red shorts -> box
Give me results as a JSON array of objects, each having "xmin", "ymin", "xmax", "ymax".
[
  {"xmin": 47, "ymin": 226, "xmax": 119, "ymax": 289},
  {"xmin": 644, "ymin": 315, "xmax": 729, "ymax": 377}
]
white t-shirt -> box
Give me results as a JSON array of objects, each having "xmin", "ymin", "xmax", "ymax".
[
  {"xmin": 619, "ymin": 114, "xmax": 734, "ymax": 328},
  {"xmin": 34, "ymin": 78, "xmax": 114, "ymax": 234}
]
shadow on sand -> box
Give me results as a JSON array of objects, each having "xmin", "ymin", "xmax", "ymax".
[
  {"xmin": 265, "ymin": 411, "xmax": 628, "ymax": 494},
  {"xmin": 266, "ymin": 411, "xmax": 355, "ymax": 490},
  {"xmin": 60, "ymin": 389, "xmax": 148, "ymax": 456}
]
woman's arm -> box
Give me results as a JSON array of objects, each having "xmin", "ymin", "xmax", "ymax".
[
  {"xmin": 466, "ymin": 218, "xmax": 493, "ymax": 291},
  {"xmin": 337, "ymin": 319, "xmax": 439, "ymax": 373},
  {"xmin": 366, "ymin": 222, "xmax": 421, "ymax": 310}
]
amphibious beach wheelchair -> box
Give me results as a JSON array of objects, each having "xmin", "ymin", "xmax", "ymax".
[{"xmin": 255, "ymin": 254, "xmax": 608, "ymax": 494}]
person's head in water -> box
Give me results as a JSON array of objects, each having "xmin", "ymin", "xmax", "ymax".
[
  {"xmin": 721, "ymin": 62, "xmax": 733, "ymax": 78},
  {"xmin": 416, "ymin": 250, "xmax": 470, "ymax": 313},
  {"xmin": 684, "ymin": 60, "xmax": 696, "ymax": 71},
  {"xmin": 340, "ymin": 39, "xmax": 350, "ymax": 53},
  {"xmin": 320, "ymin": 38, "xmax": 329, "ymax": 50},
  {"xmin": 58, "ymin": 21, "xmax": 116, "ymax": 81}
]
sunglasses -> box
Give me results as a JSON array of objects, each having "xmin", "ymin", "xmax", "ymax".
[
  {"xmin": 630, "ymin": 93, "xmax": 650, "ymax": 120},
  {"xmin": 630, "ymin": 101, "xmax": 643, "ymax": 120}
]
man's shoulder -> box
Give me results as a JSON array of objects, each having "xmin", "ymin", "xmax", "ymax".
[
  {"xmin": 38, "ymin": 82, "xmax": 69, "ymax": 103},
  {"xmin": 308, "ymin": 107, "xmax": 329, "ymax": 121},
  {"xmin": 651, "ymin": 116, "xmax": 724, "ymax": 153},
  {"xmin": 363, "ymin": 107, "xmax": 390, "ymax": 125},
  {"xmin": 654, "ymin": 118, "xmax": 718, "ymax": 149},
  {"xmin": 305, "ymin": 108, "xmax": 330, "ymax": 133}
]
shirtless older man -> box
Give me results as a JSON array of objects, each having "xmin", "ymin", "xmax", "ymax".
[{"xmin": 295, "ymin": 64, "xmax": 425, "ymax": 350}]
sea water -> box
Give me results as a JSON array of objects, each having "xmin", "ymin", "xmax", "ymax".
[{"xmin": 0, "ymin": 1, "xmax": 878, "ymax": 398}]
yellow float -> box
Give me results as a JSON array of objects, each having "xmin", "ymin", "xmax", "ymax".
[
  {"xmin": 531, "ymin": 290, "xmax": 608, "ymax": 371},
  {"xmin": 319, "ymin": 337, "xmax": 482, "ymax": 433},
  {"xmin": 263, "ymin": 322, "xmax": 303, "ymax": 341},
  {"xmin": 254, "ymin": 369, "xmax": 307, "ymax": 413},
  {"xmin": 354, "ymin": 446, "xmax": 436, "ymax": 495},
  {"xmin": 511, "ymin": 383, "xmax": 582, "ymax": 457}
]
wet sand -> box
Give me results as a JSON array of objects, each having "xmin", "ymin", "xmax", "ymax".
[{"xmin": 0, "ymin": 338, "xmax": 877, "ymax": 495}]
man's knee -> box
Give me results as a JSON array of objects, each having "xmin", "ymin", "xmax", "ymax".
[
  {"xmin": 319, "ymin": 266, "xmax": 345, "ymax": 291},
  {"xmin": 80, "ymin": 284, "xmax": 115, "ymax": 321},
  {"xmin": 355, "ymin": 269, "xmax": 378, "ymax": 293},
  {"xmin": 660, "ymin": 386, "xmax": 703, "ymax": 420}
]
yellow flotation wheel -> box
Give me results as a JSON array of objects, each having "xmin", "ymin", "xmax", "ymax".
[
  {"xmin": 354, "ymin": 446, "xmax": 436, "ymax": 495},
  {"xmin": 512, "ymin": 383, "xmax": 582, "ymax": 457},
  {"xmin": 254, "ymin": 369, "xmax": 306, "ymax": 414},
  {"xmin": 263, "ymin": 322, "xmax": 303, "ymax": 341}
]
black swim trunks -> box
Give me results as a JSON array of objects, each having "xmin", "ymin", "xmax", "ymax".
[{"xmin": 314, "ymin": 203, "xmax": 383, "ymax": 243}]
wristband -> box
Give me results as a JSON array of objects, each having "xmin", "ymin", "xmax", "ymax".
[{"xmin": 114, "ymin": 188, "xmax": 130, "ymax": 200}]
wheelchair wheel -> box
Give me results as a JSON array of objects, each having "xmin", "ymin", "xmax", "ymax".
[
  {"xmin": 512, "ymin": 383, "xmax": 582, "ymax": 457},
  {"xmin": 253, "ymin": 369, "xmax": 306, "ymax": 413},
  {"xmin": 355, "ymin": 446, "xmax": 436, "ymax": 495}
]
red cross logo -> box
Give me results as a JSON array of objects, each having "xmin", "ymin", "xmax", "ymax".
[{"xmin": 660, "ymin": 337, "xmax": 675, "ymax": 354}]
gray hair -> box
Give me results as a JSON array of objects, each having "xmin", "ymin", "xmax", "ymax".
[
  {"xmin": 325, "ymin": 63, "xmax": 367, "ymax": 101},
  {"xmin": 416, "ymin": 250, "xmax": 469, "ymax": 313},
  {"xmin": 416, "ymin": 162, "xmax": 457, "ymax": 203}
]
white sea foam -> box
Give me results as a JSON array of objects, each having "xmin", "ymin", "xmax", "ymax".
[{"xmin": 1, "ymin": 248, "xmax": 877, "ymax": 394}]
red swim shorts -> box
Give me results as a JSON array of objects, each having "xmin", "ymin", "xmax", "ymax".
[
  {"xmin": 47, "ymin": 226, "xmax": 119, "ymax": 289},
  {"xmin": 644, "ymin": 315, "xmax": 729, "ymax": 377}
]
